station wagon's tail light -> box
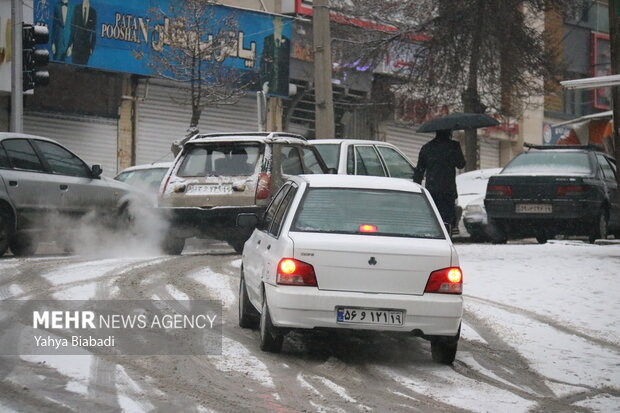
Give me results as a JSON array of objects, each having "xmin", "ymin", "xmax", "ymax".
[
  {"xmin": 424, "ymin": 267, "xmax": 462, "ymax": 294},
  {"xmin": 487, "ymin": 185, "xmax": 512, "ymax": 196},
  {"xmin": 256, "ymin": 173, "xmax": 271, "ymax": 199},
  {"xmin": 277, "ymin": 258, "xmax": 317, "ymax": 286},
  {"xmin": 556, "ymin": 185, "xmax": 585, "ymax": 196}
]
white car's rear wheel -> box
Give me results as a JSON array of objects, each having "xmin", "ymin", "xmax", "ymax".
[
  {"xmin": 430, "ymin": 325, "xmax": 460, "ymax": 365},
  {"xmin": 259, "ymin": 295, "xmax": 283, "ymax": 353}
]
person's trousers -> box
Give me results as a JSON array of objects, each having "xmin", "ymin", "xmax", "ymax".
[{"xmin": 428, "ymin": 192, "xmax": 456, "ymax": 226}]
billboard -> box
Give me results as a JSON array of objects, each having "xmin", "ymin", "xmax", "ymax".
[{"xmin": 33, "ymin": 0, "xmax": 292, "ymax": 96}]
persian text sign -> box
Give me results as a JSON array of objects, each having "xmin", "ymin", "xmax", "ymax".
[{"xmin": 34, "ymin": 0, "xmax": 292, "ymax": 95}]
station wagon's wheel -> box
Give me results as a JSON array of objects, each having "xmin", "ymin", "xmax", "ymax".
[
  {"xmin": 162, "ymin": 236, "xmax": 185, "ymax": 255},
  {"xmin": 430, "ymin": 324, "xmax": 460, "ymax": 365},
  {"xmin": 589, "ymin": 211, "xmax": 608, "ymax": 244},
  {"xmin": 9, "ymin": 232, "xmax": 39, "ymax": 257},
  {"xmin": 259, "ymin": 294, "xmax": 283, "ymax": 352},
  {"xmin": 238, "ymin": 275, "xmax": 259, "ymax": 329},
  {"xmin": 0, "ymin": 214, "xmax": 10, "ymax": 257}
]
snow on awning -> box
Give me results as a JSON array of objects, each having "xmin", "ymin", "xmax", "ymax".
[{"xmin": 553, "ymin": 111, "xmax": 612, "ymax": 127}]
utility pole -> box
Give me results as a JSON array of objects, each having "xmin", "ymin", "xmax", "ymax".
[
  {"xmin": 609, "ymin": 0, "xmax": 620, "ymax": 214},
  {"xmin": 10, "ymin": 0, "xmax": 23, "ymax": 132},
  {"xmin": 313, "ymin": 0, "xmax": 335, "ymax": 138}
]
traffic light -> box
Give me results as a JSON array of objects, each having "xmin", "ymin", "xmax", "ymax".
[{"xmin": 22, "ymin": 24, "xmax": 50, "ymax": 92}]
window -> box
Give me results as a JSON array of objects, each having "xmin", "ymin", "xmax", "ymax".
[
  {"xmin": 0, "ymin": 145, "xmax": 9, "ymax": 168},
  {"xmin": 269, "ymin": 185, "xmax": 297, "ymax": 236},
  {"xmin": 116, "ymin": 167, "xmax": 169, "ymax": 192},
  {"xmin": 502, "ymin": 152, "xmax": 593, "ymax": 175},
  {"xmin": 261, "ymin": 184, "xmax": 291, "ymax": 231},
  {"xmin": 281, "ymin": 146, "xmax": 304, "ymax": 175},
  {"xmin": 2, "ymin": 139, "xmax": 45, "ymax": 172},
  {"xmin": 349, "ymin": 146, "xmax": 386, "ymax": 176},
  {"xmin": 292, "ymin": 188, "xmax": 444, "ymax": 239},
  {"xmin": 313, "ymin": 144, "xmax": 339, "ymax": 170},
  {"xmin": 597, "ymin": 154, "xmax": 616, "ymax": 182},
  {"xmin": 34, "ymin": 140, "xmax": 91, "ymax": 178},
  {"xmin": 377, "ymin": 146, "xmax": 415, "ymax": 179},
  {"xmin": 299, "ymin": 147, "xmax": 324, "ymax": 174},
  {"xmin": 178, "ymin": 143, "xmax": 260, "ymax": 177}
]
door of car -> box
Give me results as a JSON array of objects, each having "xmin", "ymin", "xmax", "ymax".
[
  {"xmin": 244, "ymin": 183, "xmax": 296, "ymax": 306},
  {"xmin": 346, "ymin": 145, "xmax": 387, "ymax": 176},
  {"xmin": 0, "ymin": 138, "xmax": 61, "ymax": 229},
  {"xmin": 596, "ymin": 154, "xmax": 619, "ymax": 228},
  {"xmin": 31, "ymin": 139, "xmax": 118, "ymax": 218}
]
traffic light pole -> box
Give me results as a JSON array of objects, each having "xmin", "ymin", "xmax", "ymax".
[{"xmin": 10, "ymin": 0, "xmax": 23, "ymax": 133}]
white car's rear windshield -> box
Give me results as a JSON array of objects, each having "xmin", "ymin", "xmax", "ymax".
[{"xmin": 291, "ymin": 188, "xmax": 444, "ymax": 238}]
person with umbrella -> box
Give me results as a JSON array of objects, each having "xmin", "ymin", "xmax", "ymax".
[{"xmin": 413, "ymin": 129, "xmax": 466, "ymax": 232}]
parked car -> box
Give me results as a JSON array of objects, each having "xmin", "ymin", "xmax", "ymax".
[
  {"xmin": 0, "ymin": 133, "xmax": 144, "ymax": 257},
  {"xmin": 485, "ymin": 145, "xmax": 618, "ymax": 244},
  {"xmin": 309, "ymin": 139, "xmax": 416, "ymax": 179},
  {"xmin": 115, "ymin": 162, "xmax": 172, "ymax": 194},
  {"xmin": 455, "ymin": 168, "xmax": 502, "ymax": 241},
  {"xmin": 158, "ymin": 132, "xmax": 329, "ymax": 254},
  {"xmin": 237, "ymin": 174, "xmax": 463, "ymax": 364}
]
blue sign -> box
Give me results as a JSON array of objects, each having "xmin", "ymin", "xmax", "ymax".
[
  {"xmin": 542, "ymin": 122, "xmax": 572, "ymax": 145},
  {"xmin": 34, "ymin": 0, "xmax": 292, "ymax": 95}
]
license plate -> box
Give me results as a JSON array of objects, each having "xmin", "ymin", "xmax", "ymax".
[
  {"xmin": 336, "ymin": 307, "xmax": 404, "ymax": 326},
  {"xmin": 186, "ymin": 184, "xmax": 232, "ymax": 195},
  {"xmin": 515, "ymin": 204, "xmax": 552, "ymax": 214}
]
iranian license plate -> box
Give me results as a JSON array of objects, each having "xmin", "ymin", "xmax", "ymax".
[
  {"xmin": 186, "ymin": 184, "xmax": 233, "ymax": 195},
  {"xmin": 515, "ymin": 204, "xmax": 552, "ymax": 214},
  {"xmin": 336, "ymin": 307, "xmax": 404, "ymax": 326}
]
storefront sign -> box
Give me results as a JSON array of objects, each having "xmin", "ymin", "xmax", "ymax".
[
  {"xmin": 33, "ymin": 0, "xmax": 292, "ymax": 95},
  {"xmin": 592, "ymin": 33, "xmax": 611, "ymax": 110},
  {"xmin": 543, "ymin": 122, "xmax": 572, "ymax": 145}
]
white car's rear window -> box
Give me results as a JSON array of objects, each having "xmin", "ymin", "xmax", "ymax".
[{"xmin": 291, "ymin": 188, "xmax": 444, "ymax": 238}]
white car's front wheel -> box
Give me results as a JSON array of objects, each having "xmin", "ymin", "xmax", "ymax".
[{"xmin": 259, "ymin": 294, "xmax": 283, "ymax": 353}]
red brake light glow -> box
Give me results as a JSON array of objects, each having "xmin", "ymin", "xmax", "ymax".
[
  {"xmin": 256, "ymin": 173, "xmax": 271, "ymax": 199},
  {"xmin": 487, "ymin": 185, "xmax": 512, "ymax": 196},
  {"xmin": 277, "ymin": 258, "xmax": 317, "ymax": 286},
  {"xmin": 556, "ymin": 185, "xmax": 585, "ymax": 196},
  {"xmin": 359, "ymin": 224, "xmax": 377, "ymax": 233},
  {"xmin": 424, "ymin": 267, "xmax": 463, "ymax": 294}
]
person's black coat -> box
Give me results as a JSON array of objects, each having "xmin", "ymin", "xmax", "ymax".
[{"xmin": 413, "ymin": 135, "xmax": 466, "ymax": 198}]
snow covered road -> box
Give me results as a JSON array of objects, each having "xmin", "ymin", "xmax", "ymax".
[{"xmin": 0, "ymin": 239, "xmax": 618, "ymax": 412}]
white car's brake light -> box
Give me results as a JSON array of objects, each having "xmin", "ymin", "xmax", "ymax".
[
  {"xmin": 277, "ymin": 258, "xmax": 317, "ymax": 286},
  {"xmin": 424, "ymin": 267, "xmax": 462, "ymax": 294}
]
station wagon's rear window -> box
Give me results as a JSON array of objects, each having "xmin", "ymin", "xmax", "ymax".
[
  {"xmin": 178, "ymin": 143, "xmax": 260, "ymax": 177},
  {"xmin": 291, "ymin": 188, "xmax": 444, "ymax": 238},
  {"xmin": 502, "ymin": 152, "xmax": 593, "ymax": 175}
]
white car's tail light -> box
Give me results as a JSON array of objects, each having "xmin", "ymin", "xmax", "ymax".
[
  {"xmin": 424, "ymin": 267, "xmax": 463, "ymax": 294},
  {"xmin": 256, "ymin": 173, "xmax": 271, "ymax": 199},
  {"xmin": 277, "ymin": 258, "xmax": 317, "ymax": 286}
]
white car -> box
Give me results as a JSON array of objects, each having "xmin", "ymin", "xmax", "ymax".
[
  {"xmin": 310, "ymin": 139, "xmax": 416, "ymax": 179},
  {"xmin": 237, "ymin": 174, "xmax": 463, "ymax": 364},
  {"xmin": 456, "ymin": 168, "xmax": 502, "ymax": 241}
]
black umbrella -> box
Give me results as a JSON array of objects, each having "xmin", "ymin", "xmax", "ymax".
[{"xmin": 416, "ymin": 112, "xmax": 499, "ymax": 133}]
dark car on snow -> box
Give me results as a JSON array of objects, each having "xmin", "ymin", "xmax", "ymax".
[{"xmin": 484, "ymin": 145, "xmax": 618, "ymax": 244}]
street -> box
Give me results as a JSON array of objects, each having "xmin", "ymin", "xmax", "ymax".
[{"xmin": 0, "ymin": 239, "xmax": 619, "ymax": 413}]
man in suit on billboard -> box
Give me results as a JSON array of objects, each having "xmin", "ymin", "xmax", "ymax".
[
  {"xmin": 51, "ymin": 0, "xmax": 73, "ymax": 61},
  {"xmin": 69, "ymin": 0, "xmax": 97, "ymax": 65},
  {"xmin": 259, "ymin": 16, "xmax": 290, "ymax": 97}
]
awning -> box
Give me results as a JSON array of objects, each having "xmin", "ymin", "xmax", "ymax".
[
  {"xmin": 561, "ymin": 74, "xmax": 620, "ymax": 89},
  {"xmin": 553, "ymin": 111, "xmax": 612, "ymax": 127}
]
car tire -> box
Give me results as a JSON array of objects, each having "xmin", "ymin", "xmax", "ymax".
[
  {"xmin": 430, "ymin": 325, "xmax": 460, "ymax": 365},
  {"xmin": 589, "ymin": 211, "xmax": 608, "ymax": 244},
  {"xmin": 0, "ymin": 214, "xmax": 10, "ymax": 257},
  {"xmin": 162, "ymin": 236, "xmax": 185, "ymax": 255},
  {"xmin": 259, "ymin": 294, "xmax": 283, "ymax": 353},
  {"xmin": 229, "ymin": 240, "xmax": 245, "ymax": 254},
  {"xmin": 535, "ymin": 231, "xmax": 548, "ymax": 244},
  {"xmin": 9, "ymin": 233, "xmax": 39, "ymax": 257},
  {"xmin": 238, "ymin": 275, "xmax": 259, "ymax": 329}
]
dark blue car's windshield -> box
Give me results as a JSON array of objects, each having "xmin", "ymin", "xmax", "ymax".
[{"xmin": 502, "ymin": 152, "xmax": 593, "ymax": 175}]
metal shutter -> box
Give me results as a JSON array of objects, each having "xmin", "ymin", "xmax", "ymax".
[
  {"xmin": 135, "ymin": 79, "xmax": 259, "ymax": 165},
  {"xmin": 385, "ymin": 122, "xmax": 428, "ymax": 165},
  {"xmin": 23, "ymin": 112, "xmax": 118, "ymax": 176},
  {"xmin": 479, "ymin": 137, "xmax": 501, "ymax": 169}
]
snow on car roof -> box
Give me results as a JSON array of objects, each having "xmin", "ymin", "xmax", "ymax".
[
  {"xmin": 119, "ymin": 162, "xmax": 173, "ymax": 173},
  {"xmin": 189, "ymin": 132, "xmax": 307, "ymax": 145},
  {"xmin": 295, "ymin": 174, "xmax": 424, "ymax": 192},
  {"xmin": 309, "ymin": 139, "xmax": 398, "ymax": 146}
]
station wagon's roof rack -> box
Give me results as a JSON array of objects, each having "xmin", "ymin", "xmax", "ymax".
[
  {"xmin": 523, "ymin": 142, "xmax": 606, "ymax": 152},
  {"xmin": 192, "ymin": 132, "xmax": 307, "ymax": 141}
]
